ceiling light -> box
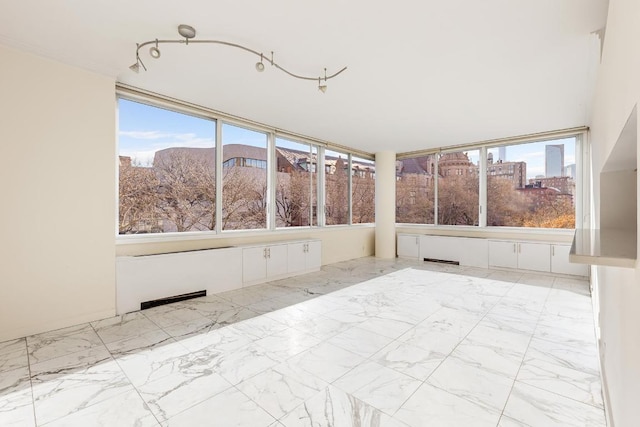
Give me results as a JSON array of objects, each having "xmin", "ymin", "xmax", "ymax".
[
  {"xmin": 149, "ymin": 39, "xmax": 161, "ymax": 59},
  {"xmin": 318, "ymin": 77, "xmax": 327, "ymax": 93},
  {"xmin": 178, "ymin": 24, "xmax": 196, "ymax": 40},
  {"xmin": 318, "ymin": 69, "xmax": 328, "ymax": 93},
  {"xmin": 129, "ymin": 24, "xmax": 347, "ymax": 92}
]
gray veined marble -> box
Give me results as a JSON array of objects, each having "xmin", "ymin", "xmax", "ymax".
[{"xmin": 0, "ymin": 257, "xmax": 605, "ymax": 426}]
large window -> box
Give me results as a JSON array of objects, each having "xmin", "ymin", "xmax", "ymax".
[
  {"xmin": 221, "ymin": 123, "xmax": 268, "ymax": 230},
  {"xmin": 118, "ymin": 99, "xmax": 216, "ymax": 234},
  {"xmin": 275, "ymin": 138, "xmax": 318, "ymax": 227},
  {"xmin": 324, "ymin": 149, "xmax": 349, "ymax": 225},
  {"xmin": 351, "ymin": 155, "xmax": 375, "ymax": 224},
  {"xmin": 437, "ymin": 150, "xmax": 480, "ymax": 226},
  {"xmin": 396, "ymin": 155, "xmax": 436, "ymax": 224},
  {"xmin": 487, "ymin": 137, "xmax": 576, "ymax": 228}
]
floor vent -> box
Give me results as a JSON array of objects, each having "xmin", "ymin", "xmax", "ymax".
[
  {"xmin": 141, "ymin": 290, "xmax": 206, "ymax": 310},
  {"xmin": 423, "ymin": 258, "xmax": 460, "ymax": 265}
]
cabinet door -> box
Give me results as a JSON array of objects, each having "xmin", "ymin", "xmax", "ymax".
[
  {"xmin": 266, "ymin": 244, "xmax": 288, "ymax": 278},
  {"xmin": 551, "ymin": 244, "xmax": 589, "ymax": 276},
  {"xmin": 420, "ymin": 236, "xmax": 459, "ymax": 262},
  {"xmin": 517, "ymin": 243, "xmax": 551, "ymax": 272},
  {"xmin": 306, "ymin": 241, "xmax": 322, "ymax": 270},
  {"xmin": 243, "ymin": 247, "xmax": 267, "ymax": 284},
  {"xmin": 287, "ymin": 242, "xmax": 307, "ymax": 274},
  {"xmin": 459, "ymin": 238, "xmax": 489, "ymax": 268},
  {"xmin": 488, "ymin": 240, "xmax": 518, "ymax": 269},
  {"xmin": 397, "ymin": 234, "xmax": 420, "ymax": 259}
]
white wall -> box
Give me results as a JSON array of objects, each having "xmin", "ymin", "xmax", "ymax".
[
  {"xmin": 0, "ymin": 45, "xmax": 116, "ymax": 342},
  {"xmin": 589, "ymin": 0, "xmax": 640, "ymax": 424}
]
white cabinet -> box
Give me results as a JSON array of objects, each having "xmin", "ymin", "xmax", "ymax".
[
  {"xmin": 397, "ymin": 234, "xmax": 420, "ymax": 259},
  {"xmin": 551, "ymin": 244, "xmax": 589, "ymax": 276},
  {"xmin": 242, "ymin": 243, "xmax": 288, "ymax": 286},
  {"xmin": 288, "ymin": 240, "xmax": 321, "ymax": 274},
  {"xmin": 489, "ymin": 240, "xmax": 551, "ymax": 273},
  {"xmin": 419, "ymin": 236, "xmax": 488, "ymax": 268},
  {"xmin": 116, "ymin": 247, "xmax": 243, "ymax": 315},
  {"xmin": 518, "ymin": 242, "xmax": 551, "ymax": 272},
  {"xmin": 488, "ymin": 240, "xmax": 518, "ymax": 269},
  {"xmin": 420, "ymin": 236, "xmax": 459, "ymax": 262}
]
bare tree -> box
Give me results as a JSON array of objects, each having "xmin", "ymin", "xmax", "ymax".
[
  {"xmin": 119, "ymin": 158, "xmax": 161, "ymax": 234},
  {"xmin": 154, "ymin": 150, "xmax": 215, "ymax": 232}
]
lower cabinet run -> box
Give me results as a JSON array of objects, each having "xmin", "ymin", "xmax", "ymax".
[
  {"xmin": 397, "ymin": 233, "xmax": 588, "ymax": 277},
  {"xmin": 116, "ymin": 239, "xmax": 321, "ymax": 314}
]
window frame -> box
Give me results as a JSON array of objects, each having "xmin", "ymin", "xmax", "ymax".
[
  {"xmin": 116, "ymin": 89, "xmax": 374, "ymax": 244},
  {"xmin": 395, "ymin": 130, "xmax": 589, "ymax": 232}
]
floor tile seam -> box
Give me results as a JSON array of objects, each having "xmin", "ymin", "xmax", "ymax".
[
  {"xmin": 34, "ymin": 383, "xmax": 136, "ymax": 427},
  {"xmin": 511, "ymin": 379, "xmax": 605, "ymax": 411},
  {"xmin": 520, "ymin": 351, "xmax": 602, "ymax": 378},
  {"xmin": 496, "ymin": 284, "xmax": 553, "ymax": 421},
  {"xmin": 147, "ymin": 376, "xmax": 236, "ymax": 425},
  {"xmin": 25, "ymin": 335, "xmax": 38, "ymax": 427},
  {"xmin": 418, "ymin": 381, "xmax": 505, "ymax": 417},
  {"xmin": 326, "ymin": 379, "xmax": 402, "ymax": 419},
  {"xmin": 230, "ymin": 381, "xmax": 285, "ymax": 424},
  {"xmin": 529, "ymin": 332, "xmax": 598, "ymax": 349},
  {"xmin": 25, "ymin": 329, "xmax": 106, "ymax": 365}
]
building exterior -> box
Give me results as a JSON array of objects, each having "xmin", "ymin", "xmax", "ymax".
[{"xmin": 545, "ymin": 144, "xmax": 565, "ymax": 177}]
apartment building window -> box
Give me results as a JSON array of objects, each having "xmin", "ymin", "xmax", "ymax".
[
  {"xmin": 486, "ymin": 137, "xmax": 576, "ymax": 228},
  {"xmin": 395, "ymin": 155, "xmax": 435, "ymax": 224},
  {"xmin": 118, "ymin": 98, "xmax": 216, "ymax": 234},
  {"xmin": 221, "ymin": 123, "xmax": 268, "ymax": 230},
  {"xmin": 275, "ymin": 137, "xmax": 318, "ymax": 227},
  {"xmin": 351, "ymin": 155, "xmax": 375, "ymax": 224},
  {"xmin": 325, "ymin": 149, "xmax": 349, "ymax": 225},
  {"xmin": 437, "ymin": 150, "xmax": 480, "ymax": 226}
]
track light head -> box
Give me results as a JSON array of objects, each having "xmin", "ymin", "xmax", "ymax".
[
  {"xmin": 177, "ymin": 24, "xmax": 196, "ymax": 39},
  {"xmin": 149, "ymin": 39, "xmax": 161, "ymax": 59},
  {"xmin": 255, "ymin": 53, "xmax": 265, "ymax": 72},
  {"xmin": 318, "ymin": 77, "xmax": 327, "ymax": 93},
  {"xmin": 149, "ymin": 47, "xmax": 161, "ymax": 59},
  {"xmin": 129, "ymin": 62, "xmax": 140, "ymax": 73}
]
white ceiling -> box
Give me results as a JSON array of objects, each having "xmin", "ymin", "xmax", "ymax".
[{"xmin": 0, "ymin": 0, "xmax": 608, "ymax": 154}]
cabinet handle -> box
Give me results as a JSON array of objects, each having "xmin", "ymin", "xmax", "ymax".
[
  {"xmin": 268, "ymin": 248, "xmax": 271, "ymax": 258},
  {"xmin": 552, "ymin": 246, "xmax": 555, "ymax": 256},
  {"xmin": 518, "ymin": 244, "xmax": 521, "ymax": 254},
  {"xmin": 513, "ymin": 243, "xmax": 516, "ymax": 253},
  {"xmin": 416, "ymin": 237, "xmax": 419, "ymax": 245}
]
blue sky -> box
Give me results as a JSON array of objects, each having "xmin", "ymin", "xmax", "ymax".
[{"xmin": 119, "ymin": 98, "xmax": 568, "ymax": 174}]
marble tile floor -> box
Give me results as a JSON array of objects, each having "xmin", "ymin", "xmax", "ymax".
[{"xmin": 0, "ymin": 257, "xmax": 605, "ymax": 426}]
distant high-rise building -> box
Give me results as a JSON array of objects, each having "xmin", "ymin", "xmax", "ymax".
[
  {"xmin": 564, "ymin": 163, "xmax": 576, "ymax": 179},
  {"xmin": 498, "ymin": 147, "xmax": 506, "ymax": 162},
  {"xmin": 545, "ymin": 144, "xmax": 564, "ymax": 177}
]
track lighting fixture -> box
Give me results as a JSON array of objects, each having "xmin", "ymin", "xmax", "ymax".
[
  {"xmin": 149, "ymin": 39, "xmax": 161, "ymax": 59},
  {"xmin": 318, "ymin": 68, "xmax": 328, "ymax": 93},
  {"xmin": 129, "ymin": 24, "xmax": 347, "ymax": 92},
  {"xmin": 255, "ymin": 53, "xmax": 265, "ymax": 72}
]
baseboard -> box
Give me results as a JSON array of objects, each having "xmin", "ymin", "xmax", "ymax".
[{"xmin": 0, "ymin": 308, "xmax": 116, "ymax": 342}]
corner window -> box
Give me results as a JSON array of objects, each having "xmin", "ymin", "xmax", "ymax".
[
  {"xmin": 486, "ymin": 137, "xmax": 576, "ymax": 228},
  {"xmin": 275, "ymin": 137, "xmax": 318, "ymax": 227},
  {"xmin": 221, "ymin": 123, "xmax": 268, "ymax": 230},
  {"xmin": 351, "ymin": 155, "xmax": 375, "ymax": 224},
  {"xmin": 118, "ymin": 99, "xmax": 216, "ymax": 234},
  {"xmin": 325, "ymin": 149, "xmax": 349, "ymax": 225},
  {"xmin": 396, "ymin": 155, "xmax": 435, "ymax": 224},
  {"xmin": 437, "ymin": 150, "xmax": 480, "ymax": 226}
]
